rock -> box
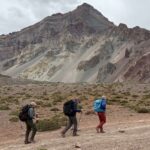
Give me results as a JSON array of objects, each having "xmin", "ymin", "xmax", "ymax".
[
  {"xmin": 75, "ymin": 142, "xmax": 81, "ymax": 149},
  {"xmin": 118, "ymin": 130, "xmax": 125, "ymax": 133}
]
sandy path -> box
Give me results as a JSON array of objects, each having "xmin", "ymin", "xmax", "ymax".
[
  {"xmin": 1, "ymin": 120, "xmax": 150, "ymax": 150},
  {"xmin": 1, "ymin": 105, "xmax": 150, "ymax": 150}
]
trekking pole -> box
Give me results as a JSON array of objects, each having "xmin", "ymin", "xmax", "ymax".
[{"xmin": 78, "ymin": 112, "xmax": 83, "ymax": 131}]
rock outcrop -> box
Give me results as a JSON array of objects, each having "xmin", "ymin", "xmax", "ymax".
[{"xmin": 0, "ymin": 3, "xmax": 150, "ymax": 83}]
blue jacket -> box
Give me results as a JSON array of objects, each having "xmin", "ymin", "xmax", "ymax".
[
  {"xmin": 100, "ymin": 99, "xmax": 106, "ymax": 112},
  {"xmin": 94, "ymin": 98, "xmax": 106, "ymax": 112}
]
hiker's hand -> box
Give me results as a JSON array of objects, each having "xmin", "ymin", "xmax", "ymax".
[
  {"xmin": 33, "ymin": 118, "xmax": 38, "ymax": 124},
  {"xmin": 36, "ymin": 118, "xmax": 39, "ymax": 123}
]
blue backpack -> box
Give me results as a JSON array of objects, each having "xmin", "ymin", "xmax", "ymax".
[{"xmin": 94, "ymin": 99, "xmax": 106, "ymax": 112}]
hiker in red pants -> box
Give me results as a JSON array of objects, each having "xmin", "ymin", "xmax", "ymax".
[{"xmin": 94, "ymin": 96, "xmax": 107, "ymax": 133}]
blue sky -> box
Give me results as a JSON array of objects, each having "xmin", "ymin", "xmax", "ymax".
[{"xmin": 0, "ymin": 0, "xmax": 150, "ymax": 34}]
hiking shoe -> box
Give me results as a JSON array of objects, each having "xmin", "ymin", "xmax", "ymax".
[
  {"xmin": 24, "ymin": 141, "xmax": 31, "ymax": 144},
  {"xmin": 96, "ymin": 128, "xmax": 100, "ymax": 133},
  {"xmin": 30, "ymin": 140, "xmax": 36, "ymax": 143},
  {"xmin": 61, "ymin": 133, "xmax": 65, "ymax": 138},
  {"xmin": 73, "ymin": 134, "xmax": 79, "ymax": 137},
  {"xmin": 100, "ymin": 130, "xmax": 105, "ymax": 133}
]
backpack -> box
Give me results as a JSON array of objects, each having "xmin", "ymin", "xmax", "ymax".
[
  {"xmin": 93, "ymin": 99, "xmax": 103, "ymax": 112},
  {"xmin": 63, "ymin": 100, "xmax": 74, "ymax": 116},
  {"xmin": 19, "ymin": 105, "xmax": 31, "ymax": 122}
]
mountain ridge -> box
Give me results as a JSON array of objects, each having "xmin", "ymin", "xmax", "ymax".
[{"xmin": 0, "ymin": 3, "xmax": 150, "ymax": 83}]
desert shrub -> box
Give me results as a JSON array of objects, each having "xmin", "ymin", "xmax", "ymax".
[
  {"xmin": 25, "ymin": 94, "xmax": 32, "ymax": 98},
  {"xmin": 135, "ymin": 107, "xmax": 150, "ymax": 113},
  {"xmin": 9, "ymin": 110, "xmax": 19, "ymax": 116},
  {"xmin": 9, "ymin": 116, "xmax": 19, "ymax": 122},
  {"xmin": 43, "ymin": 91, "xmax": 47, "ymax": 95},
  {"xmin": 132, "ymin": 95, "xmax": 139, "ymax": 98},
  {"xmin": 58, "ymin": 115, "xmax": 67, "ymax": 126},
  {"xmin": 44, "ymin": 102, "xmax": 52, "ymax": 107},
  {"xmin": 120, "ymin": 100, "xmax": 128, "ymax": 106},
  {"xmin": 37, "ymin": 116, "xmax": 60, "ymax": 132},
  {"xmin": 50, "ymin": 107, "xmax": 60, "ymax": 112},
  {"xmin": 107, "ymin": 98, "xmax": 119, "ymax": 105},
  {"xmin": 0, "ymin": 104, "xmax": 10, "ymax": 110},
  {"xmin": 38, "ymin": 149, "xmax": 47, "ymax": 150},
  {"xmin": 43, "ymin": 97, "xmax": 49, "ymax": 101},
  {"xmin": 37, "ymin": 101, "xmax": 52, "ymax": 108},
  {"xmin": 37, "ymin": 114, "xmax": 67, "ymax": 132},
  {"xmin": 36, "ymin": 101, "xmax": 44, "ymax": 106},
  {"xmin": 113, "ymin": 95, "xmax": 123, "ymax": 99},
  {"xmin": 123, "ymin": 92, "xmax": 131, "ymax": 96},
  {"xmin": 143, "ymin": 94, "xmax": 150, "ymax": 99}
]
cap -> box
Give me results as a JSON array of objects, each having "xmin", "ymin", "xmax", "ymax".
[{"xmin": 30, "ymin": 102, "xmax": 37, "ymax": 107}]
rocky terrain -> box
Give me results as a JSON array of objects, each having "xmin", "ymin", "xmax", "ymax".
[
  {"xmin": 0, "ymin": 3, "xmax": 150, "ymax": 83},
  {"xmin": 0, "ymin": 75, "xmax": 150, "ymax": 149}
]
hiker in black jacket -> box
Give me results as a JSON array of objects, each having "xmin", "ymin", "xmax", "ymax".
[{"xmin": 61, "ymin": 99, "xmax": 82, "ymax": 137}]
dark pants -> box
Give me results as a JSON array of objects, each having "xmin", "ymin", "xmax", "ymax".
[
  {"xmin": 97, "ymin": 112, "xmax": 106, "ymax": 131},
  {"xmin": 25, "ymin": 120, "xmax": 37, "ymax": 142},
  {"xmin": 62, "ymin": 116, "xmax": 77, "ymax": 135}
]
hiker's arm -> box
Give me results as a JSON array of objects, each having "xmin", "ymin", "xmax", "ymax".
[
  {"xmin": 75, "ymin": 105, "xmax": 82, "ymax": 112},
  {"xmin": 101, "ymin": 100, "xmax": 106, "ymax": 110},
  {"xmin": 72, "ymin": 103, "xmax": 82, "ymax": 113},
  {"xmin": 28, "ymin": 108, "xmax": 35, "ymax": 119}
]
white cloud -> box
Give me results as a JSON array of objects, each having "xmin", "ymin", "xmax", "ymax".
[{"xmin": 0, "ymin": 0, "xmax": 150, "ymax": 34}]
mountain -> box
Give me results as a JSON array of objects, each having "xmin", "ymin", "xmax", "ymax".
[{"xmin": 0, "ymin": 3, "xmax": 150, "ymax": 83}]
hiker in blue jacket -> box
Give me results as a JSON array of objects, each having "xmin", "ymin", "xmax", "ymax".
[{"xmin": 94, "ymin": 96, "xmax": 107, "ymax": 133}]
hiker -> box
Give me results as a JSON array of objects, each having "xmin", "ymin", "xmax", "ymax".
[
  {"xmin": 61, "ymin": 99, "xmax": 82, "ymax": 137},
  {"xmin": 24, "ymin": 102, "xmax": 38, "ymax": 144},
  {"xmin": 94, "ymin": 96, "xmax": 107, "ymax": 133}
]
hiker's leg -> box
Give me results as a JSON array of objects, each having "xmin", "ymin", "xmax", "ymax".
[
  {"xmin": 72, "ymin": 116, "xmax": 78, "ymax": 136},
  {"xmin": 62, "ymin": 116, "xmax": 73, "ymax": 134},
  {"xmin": 97, "ymin": 112, "xmax": 101, "ymax": 129},
  {"xmin": 99, "ymin": 113, "xmax": 106, "ymax": 132},
  {"xmin": 25, "ymin": 121, "xmax": 31, "ymax": 143},
  {"xmin": 30, "ymin": 120, "xmax": 37, "ymax": 141}
]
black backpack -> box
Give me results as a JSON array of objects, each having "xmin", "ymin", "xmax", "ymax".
[
  {"xmin": 19, "ymin": 105, "xmax": 31, "ymax": 122},
  {"xmin": 63, "ymin": 100, "xmax": 74, "ymax": 116}
]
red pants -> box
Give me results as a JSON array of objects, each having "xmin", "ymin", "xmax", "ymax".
[{"xmin": 97, "ymin": 112, "xmax": 106, "ymax": 130}]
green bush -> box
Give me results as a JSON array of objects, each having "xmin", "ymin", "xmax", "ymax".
[
  {"xmin": 37, "ymin": 115, "xmax": 67, "ymax": 132},
  {"xmin": 135, "ymin": 107, "xmax": 150, "ymax": 113},
  {"xmin": 9, "ymin": 116, "xmax": 19, "ymax": 122},
  {"xmin": 50, "ymin": 107, "xmax": 60, "ymax": 112},
  {"xmin": 0, "ymin": 104, "xmax": 10, "ymax": 110},
  {"xmin": 37, "ymin": 118, "xmax": 60, "ymax": 132},
  {"xmin": 9, "ymin": 110, "xmax": 19, "ymax": 116},
  {"xmin": 45, "ymin": 102, "xmax": 52, "ymax": 107},
  {"xmin": 38, "ymin": 149, "xmax": 47, "ymax": 150}
]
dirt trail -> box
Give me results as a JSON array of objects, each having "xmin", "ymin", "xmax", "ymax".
[
  {"xmin": 1, "ymin": 105, "xmax": 150, "ymax": 150},
  {"xmin": 1, "ymin": 120, "xmax": 150, "ymax": 150}
]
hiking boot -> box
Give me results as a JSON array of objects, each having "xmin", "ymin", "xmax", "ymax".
[
  {"xmin": 96, "ymin": 127, "xmax": 100, "ymax": 133},
  {"xmin": 24, "ymin": 141, "xmax": 31, "ymax": 144},
  {"xmin": 100, "ymin": 130, "xmax": 105, "ymax": 133},
  {"xmin": 73, "ymin": 133, "xmax": 79, "ymax": 137},
  {"xmin": 61, "ymin": 132, "xmax": 65, "ymax": 138},
  {"xmin": 30, "ymin": 139, "xmax": 36, "ymax": 143}
]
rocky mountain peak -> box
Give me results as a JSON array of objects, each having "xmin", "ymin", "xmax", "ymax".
[
  {"xmin": 76, "ymin": 3, "xmax": 94, "ymax": 10},
  {"xmin": 0, "ymin": 3, "xmax": 150, "ymax": 83}
]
